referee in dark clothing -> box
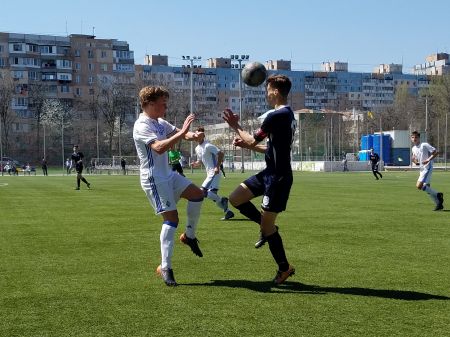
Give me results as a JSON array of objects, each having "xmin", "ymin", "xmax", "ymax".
[
  {"xmin": 369, "ymin": 148, "xmax": 383, "ymax": 180},
  {"xmin": 71, "ymin": 145, "xmax": 91, "ymax": 190}
]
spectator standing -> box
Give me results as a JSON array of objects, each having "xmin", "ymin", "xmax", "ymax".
[{"xmin": 41, "ymin": 158, "xmax": 48, "ymax": 176}]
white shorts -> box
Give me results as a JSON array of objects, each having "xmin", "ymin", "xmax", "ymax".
[
  {"xmin": 418, "ymin": 166, "xmax": 433, "ymax": 184},
  {"xmin": 141, "ymin": 172, "xmax": 192, "ymax": 214},
  {"xmin": 201, "ymin": 172, "xmax": 221, "ymax": 191}
]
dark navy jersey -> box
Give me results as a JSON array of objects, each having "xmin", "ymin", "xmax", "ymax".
[
  {"xmin": 253, "ymin": 106, "xmax": 296, "ymax": 175},
  {"xmin": 72, "ymin": 152, "xmax": 84, "ymax": 168},
  {"xmin": 369, "ymin": 153, "xmax": 379, "ymax": 164}
]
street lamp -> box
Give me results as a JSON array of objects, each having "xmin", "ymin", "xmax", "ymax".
[
  {"xmin": 231, "ymin": 54, "xmax": 249, "ymax": 173},
  {"xmin": 182, "ymin": 55, "xmax": 202, "ymax": 172}
]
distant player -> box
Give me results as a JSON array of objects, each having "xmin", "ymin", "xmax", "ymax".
[
  {"xmin": 168, "ymin": 146, "xmax": 185, "ymax": 176},
  {"xmin": 411, "ymin": 131, "xmax": 444, "ymax": 211},
  {"xmin": 191, "ymin": 127, "xmax": 234, "ymax": 220},
  {"xmin": 71, "ymin": 145, "xmax": 91, "ymax": 190},
  {"xmin": 133, "ymin": 85, "xmax": 204, "ymax": 287},
  {"xmin": 223, "ymin": 74, "xmax": 295, "ymax": 285},
  {"xmin": 369, "ymin": 148, "xmax": 383, "ymax": 180}
]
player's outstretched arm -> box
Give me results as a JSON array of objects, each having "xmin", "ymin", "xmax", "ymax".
[
  {"xmin": 223, "ymin": 109, "xmax": 258, "ymax": 148},
  {"xmin": 151, "ymin": 114, "xmax": 195, "ymax": 154}
]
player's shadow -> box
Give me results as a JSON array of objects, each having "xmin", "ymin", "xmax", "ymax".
[{"xmin": 184, "ymin": 280, "xmax": 449, "ymax": 301}]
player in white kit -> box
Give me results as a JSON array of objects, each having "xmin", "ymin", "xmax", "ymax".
[
  {"xmin": 192, "ymin": 127, "xmax": 234, "ymax": 220},
  {"xmin": 133, "ymin": 86, "xmax": 204, "ymax": 286},
  {"xmin": 410, "ymin": 130, "xmax": 444, "ymax": 211}
]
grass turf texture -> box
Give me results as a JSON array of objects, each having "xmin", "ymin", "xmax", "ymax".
[{"xmin": 1, "ymin": 171, "xmax": 449, "ymax": 337}]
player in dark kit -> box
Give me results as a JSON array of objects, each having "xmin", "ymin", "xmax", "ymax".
[
  {"xmin": 71, "ymin": 145, "xmax": 91, "ymax": 190},
  {"xmin": 223, "ymin": 74, "xmax": 295, "ymax": 285},
  {"xmin": 369, "ymin": 148, "xmax": 383, "ymax": 180}
]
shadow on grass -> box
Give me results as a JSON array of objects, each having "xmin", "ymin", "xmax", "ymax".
[{"xmin": 184, "ymin": 280, "xmax": 449, "ymax": 301}]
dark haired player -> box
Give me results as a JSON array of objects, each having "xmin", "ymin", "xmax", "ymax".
[
  {"xmin": 71, "ymin": 145, "xmax": 91, "ymax": 190},
  {"xmin": 223, "ymin": 74, "xmax": 295, "ymax": 285},
  {"xmin": 368, "ymin": 148, "xmax": 382, "ymax": 180}
]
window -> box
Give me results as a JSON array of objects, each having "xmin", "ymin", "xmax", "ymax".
[
  {"xmin": 75, "ymin": 88, "xmax": 82, "ymax": 96},
  {"xmin": 42, "ymin": 73, "xmax": 57, "ymax": 81},
  {"xmin": 75, "ymin": 75, "xmax": 80, "ymax": 83},
  {"xmin": 40, "ymin": 45, "xmax": 54, "ymax": 54},
  {"xmin": 57, "ymin": 60, "xmax": 72, "ymax": 68},
  {"xmin": 13, "ymin": 70, "xmax": 24, "ymax": 79},
  {"xmin": 88, "ymin": 76, "xmax": 94, "ymax": 84},
  {"xmin": 0, "ymin": 45, "xmax": 3, "ymax": 53},
  {"xmin": 75, "ymin": 63, "xmax": 81, "ymax": 70},
  {"xmin": 101, "ymin": 64, "xmax": 108, "ymax": 71},
  {"xmin": 101, "ymin": 51, "xmax": 107, "ymax": 58},
  {"xmin": 74, "ymin": 49, "xmax": 80, "ymax": 57},
  {"xmin": 15, "ymin": 97, "xmax": 28, "ymax": 106},
  {"xmin": 28, "ymin": 71, "xmax": 38, "ymax": 80},
  {"xmin": 60, "ymin": 85, "xmax": 70, "ymax": 93},
  {"xmin": 88, "ymin": 50, "xmax": 94, "ymax": 58},
  {"xmin": 27, "ymin": 44, "xmax": 39, "ymax": 53},
  {"xmin": 88, "ymin": 63, "xmax": 94, "ymax": 71},
  {"xmin": 13, "ymin": 44, "xmax": 23, "ymax": 52}
]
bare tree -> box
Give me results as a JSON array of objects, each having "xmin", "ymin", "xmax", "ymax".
[
  {"xmin": 0, "ymin": 70, "xmax": 16, "ymax": 154},
  {"xmin": 41, "ymin": 98, "xmax": 74, "ymax": 167},
  {"xmin": 28, "ymin": 82, "xmax": 50, "ymax": 159},
  {"xmin": 427, "ymin": 75, "xmax": 450, "ymax": 146},
  {"xmin": 97, "ymin": 79, "xmax": 135, "ymax": 157}
]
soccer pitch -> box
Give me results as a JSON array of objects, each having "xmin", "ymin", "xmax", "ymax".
[{"xmin": 1, "ymin": 171, "xmax": 449, "ymax": 337}]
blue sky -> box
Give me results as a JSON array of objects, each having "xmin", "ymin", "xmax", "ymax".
[{"xmin": 1, "ymin": 0, "xmax": 449, "ymax": 73}]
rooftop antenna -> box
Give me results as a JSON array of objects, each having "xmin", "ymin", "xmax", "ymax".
[
  {"xmin": 65, "ymin": 20, "xmax": 68, "ymax": 37},
  {"xmin": 81, "ymin": 20, "xmax": 83, "ymax": 34},
  {"xmin": 92, "ymin": 26, "xmax": 95, "ymax": 37}
]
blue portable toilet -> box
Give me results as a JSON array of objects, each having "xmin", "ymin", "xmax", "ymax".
[
  {"xmin": 373, "ymin": 134, "xmax": 391, "ymax": 165},
  {"xmin": 360, "ymin": 135, "xmax": 373, "ymax": 151}
]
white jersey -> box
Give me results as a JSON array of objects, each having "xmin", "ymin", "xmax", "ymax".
[
  {"xmin": 412, "ymin": 142, "xmax": 435, "ymax": 169},
  {"xmin": 133, "ymin": 113, "xmax": 176, "ymax": 182},
  {"xmin": 195, "ymin": 141, "xmax": 220, "ymax": 174}
]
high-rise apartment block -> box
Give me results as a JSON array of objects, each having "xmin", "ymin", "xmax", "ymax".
[{"xmin": 0, "ymin": 30, "xmax": 444, "ymax": 162}]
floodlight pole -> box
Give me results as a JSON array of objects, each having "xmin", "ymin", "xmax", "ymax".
[
  {"xmin": 182, "ymin": 55, "xmax": 202, "ymax": 173},
  {"xmin": 231, "ymin": 54, "xmax": 249, "ymax": 173}
]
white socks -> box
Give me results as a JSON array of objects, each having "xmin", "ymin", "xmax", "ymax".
[
  {"xmin": 160, "ymin": 221, "xmax": 177, "ymax": 269},
  {"xmin": 422, "ymin": 185, "xmax": 438, "ymax": 203},
  {"xmin": 186, "ymin": 200, "xmax": 202, "ymax": 238}
]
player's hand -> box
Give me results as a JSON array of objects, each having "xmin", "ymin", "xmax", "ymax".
[
  {"xmin": 192, "ymin": 131, "xmax": 204, "ymax": 141},
  {"xmin": 214, "ymin": 167, "xmax": 220, "ymax": 175},
  {"xmin": 181, "ymin": 114, "xmax": 195, "ymax": 135},
  {"xmin": 222, "ymin": 109, "xmax": 240, "ymax": 129},
  {"xmin": 233, "ymin": 137, "xmax": 246, "ymax": 148}
]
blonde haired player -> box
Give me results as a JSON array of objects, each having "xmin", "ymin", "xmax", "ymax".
[
  {"xmin": 133, "ymin": 86, "xmax": 205, "ymax": 286},
  {"xmin": 411, "ymin": 130, "xmax": 444, "ymax": 211}
]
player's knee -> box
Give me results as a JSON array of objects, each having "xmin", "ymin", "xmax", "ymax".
[{"xmin": 192, "ymin": 187, "xmax": 205, "ymax": 201}]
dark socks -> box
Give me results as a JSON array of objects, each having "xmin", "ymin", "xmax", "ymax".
[
  {"xmin": 267, "ymin": 230, "xmax": 289, "ymax": 272},
  {"xmin": 81, "ymin": 177, "xmax": 89, "ymax": 185},
  {"xmin": 235, "ymin": 202, "xmax": 261, "ymax": 225}
]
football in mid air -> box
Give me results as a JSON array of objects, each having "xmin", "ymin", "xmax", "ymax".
[{"xmin": 241, "ymin": 62, "xmax": 267, "ymax": 87}]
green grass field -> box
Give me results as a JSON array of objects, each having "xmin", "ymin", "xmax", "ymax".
[{"xmin": 1, "ymin": 171, "xmax": 449, "ymax": 337}]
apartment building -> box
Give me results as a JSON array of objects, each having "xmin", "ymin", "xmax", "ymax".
[
  {"xmin": 0, "ymin": 31, "xmax": 135, "ymax": 161},
  {"xmin": 413, "ymin": 53, "xmax": 450, "ymax": 76}
]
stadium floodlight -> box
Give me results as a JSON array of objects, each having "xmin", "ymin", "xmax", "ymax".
[
  {"xmin": 230, "ymin": 53, "xmax": 250, "ymax": 173},
  {"xmin": 182, "ymin": 54, "xmax": 202, "ymax": 172}
]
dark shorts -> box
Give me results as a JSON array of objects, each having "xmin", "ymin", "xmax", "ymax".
[
  {"xmin": 243, "ymin": 169, "xmax": 293, "ymax": 213},
  {"xmin": 371, "ymin": 163, "xmax": 379, "ymax": 171},
  {"xmin": 76, "ymin": 164, "xmax": 83, "ymax": 174}
]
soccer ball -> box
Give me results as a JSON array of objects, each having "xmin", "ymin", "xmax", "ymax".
[{"xmin": 241, "ymin": 62, "xmax": 267, "ymax": 87}]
